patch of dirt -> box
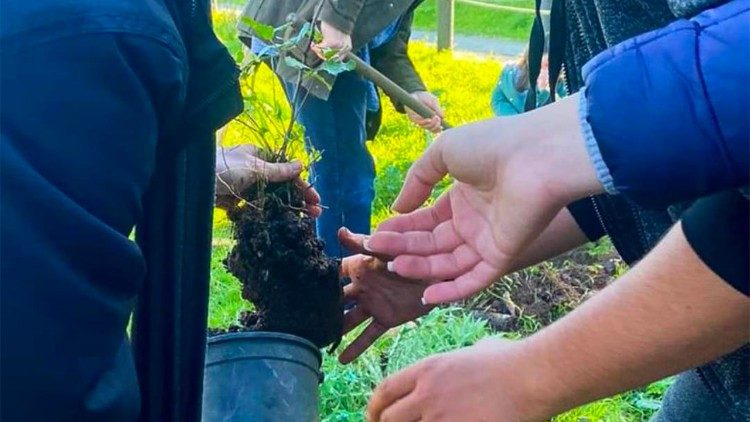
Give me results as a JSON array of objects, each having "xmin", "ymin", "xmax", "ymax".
[
  {"xmin": 465, "ymin": 246, "xmax": 621, "ymax": 332},
  {"xmin": 219, "ymin": 180, "xmax": 343, "ymax": 349}
]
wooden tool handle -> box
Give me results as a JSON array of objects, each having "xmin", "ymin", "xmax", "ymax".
[{"xmin": 346, "ymin": 53, "xmax": 451, "ymax": 130}]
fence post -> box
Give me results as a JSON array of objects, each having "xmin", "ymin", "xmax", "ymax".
[{"xmin": 437, "ymin": 0, "xmax": 454, "ymax": 51}]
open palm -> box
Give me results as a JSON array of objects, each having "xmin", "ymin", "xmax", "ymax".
[{"xmin": 366, "ymin": 96, "xmax": 600, "ymax": 304}]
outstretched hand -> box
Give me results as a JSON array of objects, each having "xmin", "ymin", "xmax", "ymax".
[
  {"xmin": 338, "ymin": 228, "xmax": 434, "ymax": 364},
  {"xmin": 215, "ymin": 144, "xmax": 321, "ymax": 216},
  {"xmin": 366, "ymin": 338, "xmax": 537, "ymax": 422},
  {"xmin": 365, "ymin": 94, "xmax": 602, "ymax": 304}
]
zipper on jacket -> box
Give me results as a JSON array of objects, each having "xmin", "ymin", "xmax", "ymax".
[
  {"xmin": 561, "ymin": 65, "xmax": 571, "ymax": 95},
  {"xmin": 590, "ymin": 195, "xmax": 610, "ymax": 239}
]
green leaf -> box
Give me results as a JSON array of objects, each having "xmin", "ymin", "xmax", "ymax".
[
  {"xmin": 283, "ymin": 56, "xmax": 310, "ymax": 70},
  {"xmin": 233, "ymin": 47, "xmax": 244, "ymax": 64},
  {"xmin": 241, "ymin": 16, "xmax": 274, "ymax": 41},
  {"xmin": 319, "ymin": 59, "xmax": 356, "ymax": 76},
  {"xmin": 312, "ymin": 27, "xmax": 323, "ymax": 43},
  {"xmin": 305, "ymin": 71, "xmax": 333, "ymax": 90},
  {"xmin": 320, "ymin": 48, "xmax": 338, "ymax": 61}
]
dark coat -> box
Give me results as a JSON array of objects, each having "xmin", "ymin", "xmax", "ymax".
[{"xmin": 0, "ymin": 0, "xmax": 241, "ymax": 419}]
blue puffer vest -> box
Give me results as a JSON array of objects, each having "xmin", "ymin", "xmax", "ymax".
[{"xmin": 555, "ymin": 0, "xmax": 748, "ymax": 419}]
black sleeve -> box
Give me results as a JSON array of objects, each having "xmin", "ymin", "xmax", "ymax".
[
  {"xmin": 682, "ymin": 190, "xmax": 749, "ymax": 296},
  {"xmin": 567, "ymin": 197, "xmax": 606, "ymax": 242}
]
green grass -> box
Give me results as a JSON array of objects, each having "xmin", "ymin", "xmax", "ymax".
[
  {"xmin": 208, "ymin": 11, "xmax": 668, "ymax": 421},
  {"xmin": 320, "ymin": 308, "xmax": 492, "ymax": 420},
  {"xmin": 412, "ymin": 0, "xmax": 534, "ymax": 40},
  {"xmin": 214, "ymin": 0, "xmax": 534, "ymax": 41}
]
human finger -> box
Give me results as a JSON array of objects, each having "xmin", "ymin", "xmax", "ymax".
[
  {"xmin": 426, "ymin": 117, "xmax": 442, "ymax": 133},
  {"xmin": 310, "ymin": 43, "xmax": 326, "ymax": 60},
  {"xmin": 338, "ymin": 228, "xmax": 365, "ymax": 255},
  {"xmin": 367, "ymin": 220, "xmax": 461, "ymax": 256},
  {"xmin": 377, "ymin": 393, "xmax": 422, "ymax": 422},
  {"xmin": 376, "ymin": 194, "xmax": 452, "ymax": 233},
  {"xmin": 392, "ymin": 136, "xmax": 450, "ymax": 213},
  {"xmin": 405, "ymin": 108, "xmax": 427, "ymax": 122},
  {"xmin": 422, "ymin": 260, "xmax": 500, "ymax": 304},
  {"xmin": 339, "ymin": 320, "xmax": 388, "ymax": 364},
  {"xmin": 419, "ymin": 118, "xmax": 436, "ymax": 130},
  {"xmin": 367, "ymin": 364, "xmax": 421, "ymax": 421},
  {"xmin": 406, "ymin": 109, "xmax": 439, "ymax": 131},
  {"xmin": 316, "ymin": 39, "xmax": 351, "ymax": 60},
  {"xmin": 261, "ymin": 160, "xmax": 303, "ymax": 183},
  {"xmin": 295, "ymin": 178, "xmax": 322, "ymax": 217},
  {"xmin": 390, "ymin": 244, "xmax": 482, "ymax": 280},
  {"xmin": 424, "ymin": 96, "xmax": 445, "ymax": 119},
  {"xmin": 339, "ymin": 228, "xmax": 393, "ymax": 261},
  {"xmin": 342, "ymin": 304, "xmax": 370, "ymax": 335}
]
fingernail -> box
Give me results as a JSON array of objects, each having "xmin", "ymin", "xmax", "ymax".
[
  {"xmin": 363, "ymin": 237, "xmax": 373, "ymax": 252},
  {"xmin": 386, "ymin": 261, "xmax": 395, "ymax": 272},
  {"xmin": 421, "ymin": 297, "xmax": 428, "ymax": 306}
]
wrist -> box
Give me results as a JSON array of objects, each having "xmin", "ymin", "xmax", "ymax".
[
  {"xmin": 515, "ymin": 94, "xmax": 604, "ymax": 207},
  {"xmin": 469, "ymin": 337, "xmax": 565, "ymax": 421},
  {"xmin": 504, "ymin": 336, "xmax": 576, "ymax": 420}
]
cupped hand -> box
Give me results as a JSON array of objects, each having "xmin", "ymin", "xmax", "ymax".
[
  {"xmin": 338, "ymin": 228, "xmax": 434, "ymax": 364},
  {"xmin": 405, "ymin": 91, "xmax": 444, "ymax": 133},
  {"xmin": 314, "ymin": 20, "xmax": 352, "ymax": 59},
  {"xmin": 365, "ymin": 94, "xmax": 601, "ymax": 304},
  {"xmin": 215, "ymin": 144, "xmax": 321, "ymax": 216},
  {"xmin": 366, "ymin": 337, "xmax": 545, "ymax": 422}
]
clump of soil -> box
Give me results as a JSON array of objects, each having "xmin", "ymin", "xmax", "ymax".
[{"xmin": 222, "ymin": 179, "xmax": 343, "ymax": 349}]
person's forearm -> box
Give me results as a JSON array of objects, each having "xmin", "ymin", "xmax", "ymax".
[
  {"xmin": 508, "ymin": 208, "xmax": 589, "ymax": 273},
  {"xmin": 515, "ymin": 222, "xmax": 749, "ymax": 418}
]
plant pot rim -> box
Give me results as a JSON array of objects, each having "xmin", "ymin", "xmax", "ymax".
[{"xmin": 207, "ymin": 331, "xmax": 321, "ymax": 362}]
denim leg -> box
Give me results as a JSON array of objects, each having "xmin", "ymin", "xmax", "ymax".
[
  {"xmin": 282, "ymin": 71, "xmax": 375, "ymax": 257},
  {"xmin": 652, "ymin": 347, "xmax": 750, "ymax": 422},
  {"xmin": 651, "ymin": 370, "xmax": 733, "ymax": 421}
]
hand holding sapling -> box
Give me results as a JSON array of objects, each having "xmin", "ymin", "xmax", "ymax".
[
  {"xmin": 314, "ymin": 20, "xmax": 352, "ymax": 59},
  {"xmin": 215, "ymin": 144, "xmax": 321, "ymax": 217}
]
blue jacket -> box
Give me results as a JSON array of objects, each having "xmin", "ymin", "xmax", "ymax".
[
  {"xmin": 1, "ymin": 0, "xmax": 240, "ymax": 420},
  {"xmin": 490, "ymin": 63, "xmax": 566, "ymax": 116},
  {"xmin": 580, "ymin": 0, "xmax": 749, "ymax": 208}
]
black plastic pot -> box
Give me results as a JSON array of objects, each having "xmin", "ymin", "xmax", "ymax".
[{"xmin": 202, "ymin": 332, "xmax": 323, "ymax": 422}]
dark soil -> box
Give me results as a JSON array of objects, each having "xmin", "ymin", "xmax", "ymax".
[
  {"xmin": 221, "ymin": 180, "xmax": 343, "ymax": 349},
  {"xmin": 465, "ymin": 245, "xmax": 620, "ymax": 333}
]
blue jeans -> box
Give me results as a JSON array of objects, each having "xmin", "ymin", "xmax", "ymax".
[
  {"xmin": 282, "ymin": 70, "xmax": 376, "ymax": 257},
  {"xmin": 652, "ymin": 346, "xmax": 749, "ymax": 421}
]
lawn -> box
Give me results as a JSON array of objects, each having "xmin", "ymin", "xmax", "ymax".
[
  {"xmin": 214, "ymin": 0, "xmax": 535, "ymax": 41},
  {"xmin": 412, "ymin": 0, "xmax": 535, "ymax": 41},
  {"xmin": 209, "ymin": 10, "xmax": 670, "ymax": 421}
]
